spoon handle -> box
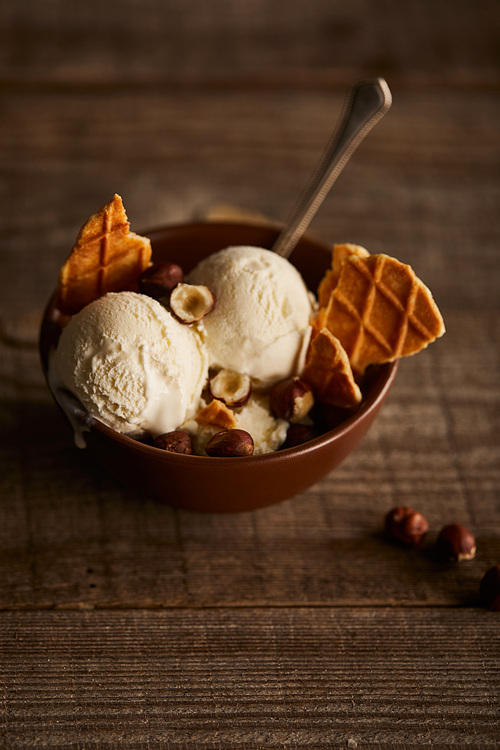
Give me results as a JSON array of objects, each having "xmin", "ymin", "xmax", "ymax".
[{"xmin": 272, "ymin": 77, "xmax": 392, "ymax": 259}]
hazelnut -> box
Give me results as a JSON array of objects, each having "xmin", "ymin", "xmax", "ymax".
[
  {"xmin": 281, "ymin": 423, "xmax": 317, "ymax": 449},
  {"xmin": 479, "ymin": 565, "xmax": 500, "ymax": 611},
  {"xmin": 170, "ymin": 283, "xmax": 215, "ymax": 323},
  {"xmin": 139, "ymin": 261, "xmax": 184, "ymax": 299},
  {"xmin": 209, "ymin": 368, "xmax": 252, "ymax": 407},
  {"xmin": 316, "ymin": 403, "xmax": 355, "ymax": 431},
  {"xmin": 270, "ymin": 377, "xmax": 315, "ymax": 423},
  {"xmin": 205, "ymin": 429, "xmax": 254, "ymax": 457},
  {"xmin": 154, "ymin": 430, "xmax": 193, "ymax": 455},
  {"xmin": 384, "ymin": 506, "xmax": 429, "ymax": 547},
  {"xmin": 436, "ymin": 524, "xmax": 476, "ymax": 562}
]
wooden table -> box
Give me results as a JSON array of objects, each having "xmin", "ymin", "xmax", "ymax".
[{"xmin": 1, "ymin": 1, "xmax": 499, "ymax": 746}]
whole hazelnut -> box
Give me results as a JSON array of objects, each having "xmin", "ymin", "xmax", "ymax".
[
  {"xmin": 270, "ymin": 377, "xmax": 314, "ymax": 423},
  {"xmin": 384, "ymin": 506, "xmax": 429, "ymax": 547},
  {"xmin": 139, "ymin": 262, "xmax": 184, "ymax": 299},
  {"xmin": 205, "ymin": 429, "xmax": 254, "ymax": 457},
  {"xmin": 154, "ymin": 430, "xmax": 193, "ymax": 455},
  {"xmin": 281, "ymin": 423, "xmax": 317, "ymax": 449},
  {"xmin": 436, "ymin": 524, "xmax": 476, "ymax": 562},
  {"xmin": 479, "ymin": 565, "xmax": 500, "ymax": 611}
]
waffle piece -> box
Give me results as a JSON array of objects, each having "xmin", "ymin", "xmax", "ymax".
[
  {"xmin": 57, "ymin": 194, "xmax": 152, "ymax": 314},
  {"xmin": 318, "ymin": 243, "xmax": 369, "ymax": 308},
  {"xmin": 302, "ymin": 328, "xmax": 362, "ymax": 408},
  {"xmin": 322, "ymin": 253, "xmax": 445, "ymax": 375},
  {"xmin": 195, "ymin": 399, "xmax": 237, "ymax": 430}
]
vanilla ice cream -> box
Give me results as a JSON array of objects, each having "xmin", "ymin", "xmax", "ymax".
[
  {"xmin": 188, "ymin": 246, "xmax": 315, "ymax": 387},
  {"xmin": 54, "ymin": 291, "xmax": 208, "ymax": 437},
  {"xmin": 230, "ymin": 392, "xmax": 288, "ymax": 453}
]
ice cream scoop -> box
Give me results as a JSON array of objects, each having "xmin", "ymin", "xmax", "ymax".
[
  {"xmin": 188, "ymin": 245, "xmax": 315, "ymax": 387},
  {"xmin": 53, "ymin": 291, "xmax": 208, "ymax": 437}
]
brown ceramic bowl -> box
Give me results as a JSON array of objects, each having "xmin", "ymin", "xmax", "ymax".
[{"xmin": 40, "ymin": 221, "xmax": 398, "ymax": 513}]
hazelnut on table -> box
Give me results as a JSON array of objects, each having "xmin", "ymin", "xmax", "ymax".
[
  {"xmin": 384, "ymin": 506, "xmax": 429, "ymax": 547},
  {"xmin": 436, "ymin": 524, "xmax": 476, "ymax": 562},
  {"xmin": 479, "ymin": 566, "xmax": 500, "ymax": 611}
]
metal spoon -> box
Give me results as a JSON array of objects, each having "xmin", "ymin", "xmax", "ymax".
[{"xmin": 272, "ymin": 77, "xmax": 392, "ymax": 259}]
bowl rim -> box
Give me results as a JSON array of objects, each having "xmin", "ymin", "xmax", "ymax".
[{"xmin": 39, "ymin": 219, "xmax": 399, "ymax": 465}]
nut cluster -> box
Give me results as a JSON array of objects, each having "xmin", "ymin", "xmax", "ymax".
[
  {"xmin": 383, "ymin": 507, "xmax": 497, "ymax": 612},
  {"xmin": 384, "ymin": 507, "xmax": 477, "ymax": 563}
]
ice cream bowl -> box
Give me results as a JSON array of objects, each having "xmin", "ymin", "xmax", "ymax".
[{"xmin": 40, "ymin": 220, "xmax": 398, "ymax": 513}]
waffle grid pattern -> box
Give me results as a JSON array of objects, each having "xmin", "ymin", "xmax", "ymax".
[
  {"xmin": 329, "ymin": 254, "xmax": 442, "ymax": 372},
  {"xmin": 57, "ymin": 195, "xmax": 151, "ymax": 314}
]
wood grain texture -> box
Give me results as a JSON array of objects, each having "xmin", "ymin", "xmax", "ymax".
[
  {"xmin": 1, "ymin": 609, "xmax": 499, "ymax": 747},
  {"xmin": 0, "ymin": 312, "xmax": 498, "ymax": 610},
  {"xmin": 0, "ymin": 87, "xmax": 499, "ymax": 321},
  {"xmin": 1, "ymin": 0, "xmax": 499, "ymax": 745},
  {"xmin": 1, "ymin": 0, "xmax": 499, "ymax": 86}
]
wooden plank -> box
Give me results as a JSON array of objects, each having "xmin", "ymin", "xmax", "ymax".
[
  {"xmin": 0, "ymin": 312, "xmax": 498, "ymax": 610},
  {"xmin": 1, "ymin": 0, "xmax": 499, "ymax": 86},
  {"xmin": 0, "ymin": 88, "xmax": 498, "ymax": 322},
  {"xmin": 0, "ymin": 609, "xmax": 498, "ymax": 746}
]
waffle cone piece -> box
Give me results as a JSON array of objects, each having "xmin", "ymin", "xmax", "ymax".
[
  {"xmin": 302, "ymin": 328, "xmax": 362, "ymax": 408},
  {"xmin": 321, "ymin": 252, "xmax": 445, "ymax": 376},
  {"xmin": 56, "ymin": 194, "xmax": 152, "ymax": 315},
  {"xmin": 195, "ymin": 399, "xmax": 237, "ymax": 430},
  {"xmin": 318, "ymin": 243, "xmax": 370, "ymax": 308}
]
